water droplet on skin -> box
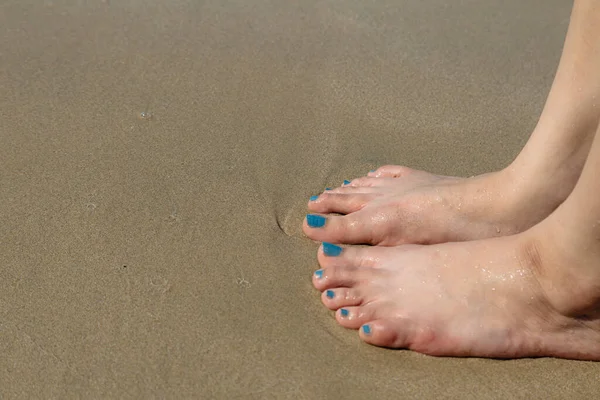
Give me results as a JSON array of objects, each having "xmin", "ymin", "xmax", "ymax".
[
  {"xmin": 496, "ymin": 227, "xmax": 501, "ymax": 234},
  {"xmin": 491, "ymin": 287, "xmax": 496, "ymax": 291}
]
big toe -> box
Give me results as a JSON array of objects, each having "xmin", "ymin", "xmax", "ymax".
[
  {"xmin": 303, "ymin": 213, "xmax": 381, "ymax": 245},
  {"xmin": 312, "ymin": 243, "xmax": 382, "ymax": 290}
]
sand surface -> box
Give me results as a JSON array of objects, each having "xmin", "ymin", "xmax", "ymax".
[{"xmin": 2, "ymin": 0, "xmax": 599, "ymax": 398}]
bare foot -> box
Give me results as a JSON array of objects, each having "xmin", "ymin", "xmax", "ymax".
[
  {"xmin": 306, "ymin": 0, "xmax": 600, "ymax": 359},
  {"xmin": 303, "ymin": 165, "xmax": 570, "ymax": 245},
  {"xmin": 302, "ymin": 0, "xmax": 600, "ymax": 247},
  {"xmin": 311, "ymin": 224, "xmax": 600, "ymax": 359}
]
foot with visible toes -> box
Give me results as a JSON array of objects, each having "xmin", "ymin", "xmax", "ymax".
[
  {"xmin": 311, "ymin": 218, "xmax": 600, "ymax": 359},
  {"xmin": 306, "ymin": 0, "xmax": 600, "ymax": 358},
  {"xmin": 303, "ymin": 164, "xmax": 577, "ymax": 246}
]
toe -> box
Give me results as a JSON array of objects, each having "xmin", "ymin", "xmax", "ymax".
[
  {"xmin": 321, "ymin": 287, "xmax": 363, "ymax": 310},
  {"xmin": 313, "ymin": 244, "xmax": 385, "ymax": 289},
  {"xmin": 336, "ymin": 305, "xmax": 377, "ymax": 329},
  {"xmin": 316, "ymin": 242, "xmax": 381, "ymax": 269},
  {"xmin": 307, "ymin": 192, "xmax": 377, "ymax": 214},
  {"xmin": 358, "ymin": 319, "xmax": 411, "ymax": 348},
  {"xmin": 303, "ymin": 213, "xmax": 380, "ymax": 245},
  {"xmin": 312, "ymin": 263, "xmax": 365, "ymax": 291}
]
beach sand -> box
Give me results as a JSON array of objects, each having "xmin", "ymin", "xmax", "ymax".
[{"xmin": 2, "ymin": 0, "xmax": 599, "ymax": 398}]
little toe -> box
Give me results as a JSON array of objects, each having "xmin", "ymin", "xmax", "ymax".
[
  {"xmin": 358, "ymin": 319, "xmax": 411, "ymax": 349},
  {"xmin": 336, "ymin": 305, "xmax": 376, "ymax": 329},
  {"xmin": 307, "ymin": 192, "xmax": 376, "ymax": 214},
  {"xmin": 321, "ymin": 288, "xmax": 363, "ymax": 310}
]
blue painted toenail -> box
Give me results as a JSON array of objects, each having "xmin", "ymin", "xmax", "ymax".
[
  {"xmin": 314, "ymin": 269, "xmax": 324, "ymax": 279},
  {"xmin": 322, "ymin": 242, "xmax": 342, "ymax": 257},
  {"xmin": 326, "ymin": 290, "xmax": 335, "ymax": 299},
  {"xmin": 325, "ymin": 188, "xmax": 332, "ymax": 191},
  {"xmin": 307, "ymin": 214, "xmax": 326, "ymax": 228},
  {"xmin": 309, "ymin": 195, "xmax": 319, "ymax": 201},
  {"xmin": 362, "ymin": 325, "xmax": 371, "ymax": 335},
  {"xmin": 369, "ymin": 170, "xmax": 375, "ymax": 173},
  {"xmin": 343, "ymin": 179, "xmax": 351, "ymax": 185},
  {"xmin": 340, "ymin": 308, "xmax": 349, "ymax": 317}
]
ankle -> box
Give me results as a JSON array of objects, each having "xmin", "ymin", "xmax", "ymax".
[
  {"xmin": 522, "ymin": 222, "xmax": 600, "ymax": 318},
  {"xmin": 503, "ymin": 153, "xmax": 579, "ymax": 210},
  {"xmin": 508, "ymin": 123, "xmax": 593, "ymax": 205}
]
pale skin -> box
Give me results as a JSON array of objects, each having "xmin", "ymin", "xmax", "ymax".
[{"xmin": 305, "ymin": 0, "xmax": 600, "ymax": 359}]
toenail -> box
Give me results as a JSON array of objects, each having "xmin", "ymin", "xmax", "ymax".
[
  {"xmin": 306, "ymin": 214, "xmax": 326, "ymax": 228},
  {"xmin": 322, "ymin": 242, "xmax": 342, "ymax": 257},
  {"xmin": 314, "ymin": 269, "xmax": 324, "ymax": 279},
  {"xmin": 326, "ymin": 290, "xmax": 335, "ymax": 299},
  {"xmin": 340, "ymin": 308, "xmax": 349, "ymax": 317},
  {"xmin": 362, "ymin": 325, "xmax": 371, "ymax": 335},
  {"xmin": 325, "ymin": 187, "xmax": 332, "ymax": 191},
  {"xmin": 309, "ymin": 195, "xmax": 319, "ymax": 201},
  {"xmin": 343, "ymin": 179, "xmax": 351, "ymax": 185},
  {"xmin": 369, "ymin": 170, "xmax": 375, "ymax": 173}
]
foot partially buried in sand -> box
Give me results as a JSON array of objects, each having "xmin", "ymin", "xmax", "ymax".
[{"xmin": 312, "ymin": 215, "xmax": 600, "ymax": 359}]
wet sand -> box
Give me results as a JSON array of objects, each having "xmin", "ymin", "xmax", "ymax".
[{"xmin": 1, "ymin": 0, "xmax": 599, "ymax": 398}]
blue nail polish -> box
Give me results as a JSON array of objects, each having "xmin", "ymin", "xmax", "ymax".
[
  {"xmin": 325, "ymin": 188, "xmax": 332, "ymax": 191},
  {"xmin": 340, "ymin": 308, "xmax": 349, "ymax": 317},
  {"xmin": 306, "ymin": 214, "xmax": 326, "ymax": 228},
  {"xmin": 322, "ymin": 242, "xmax": 342, "ymax": 257},
  {"xmin": 326, "ymin": 290, "xmax": 335, "ymax": 299},
  {"xmin": 309, "ymin": 195, "xmax": 319, "ymax": 201},
  {"xmin": 314, "ymin": 269, "xmax": 324, "ymax": 279},
  {"xmin": 362, "ymin": 325, "xmax": 371, "ymax": 335},
  {"xmin": 343, "ymin": 179, "xmax": 351, "ymax": 185},
  {"xmin": 369, "ymin": 170, "xmax": 375, "ymax": 173}
]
